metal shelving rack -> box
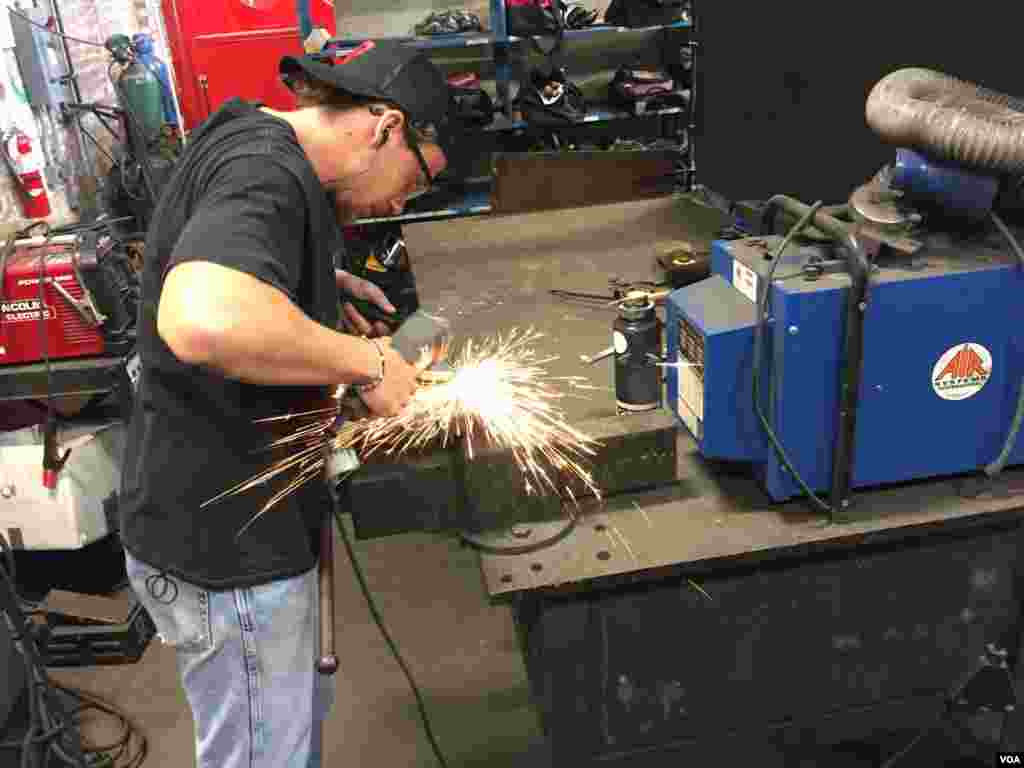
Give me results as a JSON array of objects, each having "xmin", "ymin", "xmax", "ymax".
[{"xmin": 328, "ymin": 0, "xmax": 698, "ymax": 226}]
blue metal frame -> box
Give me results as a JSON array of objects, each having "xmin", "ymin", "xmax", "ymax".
[
  {"xmin": 353, "ymin": 186, "xmax": 493, "ymax": 225},
  {"xmin": 485, "ymin": 105, "xmax": 687, "ymax": 132}
]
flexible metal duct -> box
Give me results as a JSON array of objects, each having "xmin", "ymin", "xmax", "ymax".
[{"xmin": 865, "ymin": 67, "xmax": 1024, "ymax": 175}]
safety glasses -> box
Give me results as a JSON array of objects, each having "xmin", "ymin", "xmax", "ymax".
[{"xmin": 402, "ymin": 121, "xmax": 435, "ymax": 200}]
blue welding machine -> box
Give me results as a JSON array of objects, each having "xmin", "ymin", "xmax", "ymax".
[{"xmin": 665, "ymin": 208, "xmax": 1024, "ymax": 506}]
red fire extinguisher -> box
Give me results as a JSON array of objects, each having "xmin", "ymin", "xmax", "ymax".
[{"xmin": 4, "ymin": 131, "xmax": 51, "ymax": 219}]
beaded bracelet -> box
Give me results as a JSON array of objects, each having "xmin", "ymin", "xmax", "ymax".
[{"xmin": 355, "ymin": 337, "xmax": 386, "ymax": 394}]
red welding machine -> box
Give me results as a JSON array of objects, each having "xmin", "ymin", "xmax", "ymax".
[{"xmin": 0, "ymin": 233, "xmax": 134, "ymax": 366}]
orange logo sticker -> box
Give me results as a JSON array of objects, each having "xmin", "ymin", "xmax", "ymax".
[{"xmin": 932, "ymin": 343, "xmax": 992, "ymax": 401}]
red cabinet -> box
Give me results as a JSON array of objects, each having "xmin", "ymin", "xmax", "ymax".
[{"xmin": 162, "ymin": 0, "xmax": 336, "ymax": 129}]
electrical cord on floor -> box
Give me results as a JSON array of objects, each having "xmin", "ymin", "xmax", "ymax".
[
  {"xmin": 1, "ymin": 532, "xmax": 84, "ymax": 768},
  {"xmin": 331, "ymin": 491, "xmax": 449, "ymax": 768},
  {"xmin": 877, "ymin": 661, "xmax": 1019, "ymax": 768},
  {"xmin": 751, "ymin": 200, "xmax": 834, "ymax": 515},
  {"xmin": 0, "ymin": 532, "xmax": 149, "ymax": 767},
  {"xmin": 55, "ymin": 685, "xmax": 148, "ymax": 768},
  {"xmin": 877, "ymin": 709, "xmax": 945, "ymax": 768}
]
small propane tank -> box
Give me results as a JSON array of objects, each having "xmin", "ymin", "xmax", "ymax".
[{"xmin": 613, "ymin": 296, "xmax": 661, "ymax": 413}]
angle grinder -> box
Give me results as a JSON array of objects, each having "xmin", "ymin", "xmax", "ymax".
[{"xmin": 318, "ymin": 307, "xmax": 453, "ymax": 676}]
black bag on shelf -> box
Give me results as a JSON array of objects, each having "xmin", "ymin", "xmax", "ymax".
[
  {"xmin": 448, "ymin": 72, "xmax": 496, "ymax": 127},
  {"xmin": 516, "ymin": 66, "xmax": 587, "ymax": 127},
  {"xmin": 414, "ymin": 9, "xmax": 484, "ymax": 35},
  {"xmin": 507, "ymin": 0, "xmax": 565, "ymax": 55},
  {"xmin": 608, "ymin": 66, "xmax": 675, "ymax": 108},
  {"xmin": 604, "ymin": 0, "xmax": 685, "ymax": 28},
  {"xmin": 507, "ymin": 0, "xmax": 561, "ymax": 35}
]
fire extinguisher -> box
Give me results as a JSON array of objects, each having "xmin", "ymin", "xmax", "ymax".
[{"xmin": 3, "ymin": 131, "xmax": 51, "ymax": 219}]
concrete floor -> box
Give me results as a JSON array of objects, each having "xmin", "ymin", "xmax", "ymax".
[
  {"xmin": 49, "ymin": 197, "xmax": 696, "ymax": 768},
  {"xmin": 52, "ymin": 519, "xmax": 550, "ymax": 768}
]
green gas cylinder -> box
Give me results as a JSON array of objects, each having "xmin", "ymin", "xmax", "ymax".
[{"xmin": 117, "ymin": 59, "xmax": 163, "ymax": 146}]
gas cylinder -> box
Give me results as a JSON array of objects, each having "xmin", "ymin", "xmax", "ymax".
[
  {"xmin": 131, "ymin": 33, "xmax": 177, "ymax": 129},
  {"xmin": 117, "ymin": 54, "xmax": 163, "ymax": 145}
]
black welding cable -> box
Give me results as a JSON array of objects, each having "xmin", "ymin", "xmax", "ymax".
[
  {"xmin": 1, "ymin": 532, "xmax": 147, "ymax": 767},
  {"xmin": 77, "ymin": 122, "xmax": 116, "ymax": 167},
  {"xmin": 751, "ymin": 201, "xmax": 833, "ymax": 515},
  {"xmin": 331, "ymin": 494, "xmax": 449, "ymax": 768},
  {"xmin": 0, "ymin": 534, "xmax": 85, "ymax": 768},
  {"xmin": 876, "ymin": 679, "xmax": 1012, "ymax": 768},
  {"xmin": 984, "ymin": 210, "xmax": 1024, "ymax": 477},
  {"xmin": 36, "ymin": 233, "xmax": 58, "ymax": 475},
  {"xmin": 57, "ymin": 684, "xmax": 149, "ymax": 767},
  {"xmin": 877, "ymin": 717, "xmax": 938, "ymax": 768}
]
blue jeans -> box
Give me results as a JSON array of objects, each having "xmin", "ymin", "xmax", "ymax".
[{"xmin": 125, "ymin": 550, "xmax": 335, "ymax": 768}]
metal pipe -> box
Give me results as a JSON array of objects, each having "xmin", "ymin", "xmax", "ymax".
[
  {"xmin": 866, "ymin": 68, "xmax": 1024, "ymax": 174},
  {"xmin": 49, "ymin": 0, "xmax": 91, "ymax": 183},
  {"xmin": 765, "ymin": 195, "xmax": 870, "ymax": 517}
]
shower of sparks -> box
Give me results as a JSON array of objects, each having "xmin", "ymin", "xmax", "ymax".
[{"xmin": 203, "ymin": 328, "xmax": 604, "ymax": 534}]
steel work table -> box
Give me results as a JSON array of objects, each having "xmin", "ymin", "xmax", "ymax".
[{"xmin": 403, "ymin": 199, "xmax": 1024, "ymax": 765}]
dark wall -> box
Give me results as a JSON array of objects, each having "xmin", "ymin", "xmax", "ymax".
[{"xmin": 694, "ymin": 2, "xmax": 1024, "ymax": 204}]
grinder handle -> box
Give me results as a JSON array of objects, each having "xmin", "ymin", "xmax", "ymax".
[
  {"xmin": 316, "ymin": 515, "xmax": 339, "ymax": 676},
  {"xmin": 341, "ymin": 294, "xmax": 410, "ymax": 331}
]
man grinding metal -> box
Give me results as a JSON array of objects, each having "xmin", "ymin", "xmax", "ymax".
[{"xmin": 118, "ymin": 41, "xmax": 461, "ymax": 767}]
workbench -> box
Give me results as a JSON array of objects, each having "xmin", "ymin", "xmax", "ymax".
[
  {"xmin": 480, "ymin": 434, "xmax": 1024, "ymax": 766},
  {"xmin": 0, "ymin": 355, "xmax": 129, "ymax": 402},
  {"xmin": 400, "ymin": 198, "xmax": 1024, "ymax": 766}
]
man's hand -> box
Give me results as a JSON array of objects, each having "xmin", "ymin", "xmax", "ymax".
[
  {"xmin": 336, "ymin": 269, "xmax": 394, "ymax": 338},
  {"xmin": 357, "ymin": 337, "xmax": 424, "ymax": 417}
]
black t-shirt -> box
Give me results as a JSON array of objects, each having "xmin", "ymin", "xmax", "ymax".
[{"xmin": 119, "ymin": 99, "xmax": 342, "ymax": 589}]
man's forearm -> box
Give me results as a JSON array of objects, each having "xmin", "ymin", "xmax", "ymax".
[
  {"xmin": 199, "ymin": 306, "xmax": 379, "ymax": 386},
  {"xmin": 158, "ymin": 262, "xmax": 379, "ymax": 387}
]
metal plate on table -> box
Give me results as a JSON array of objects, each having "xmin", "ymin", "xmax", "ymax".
[{"xmin": 479, "ymin": 434, "xmax": 1024, "ymax": 597}]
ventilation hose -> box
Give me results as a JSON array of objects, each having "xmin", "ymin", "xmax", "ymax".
[{"xmin": 866, "ymin": 68, "xmax": 1024, "ymax": 174}]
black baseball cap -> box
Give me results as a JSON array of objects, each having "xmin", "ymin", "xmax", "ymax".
[{"xmin": 280, "ymin": 40, "xmax": 464, "ymax": 167}]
